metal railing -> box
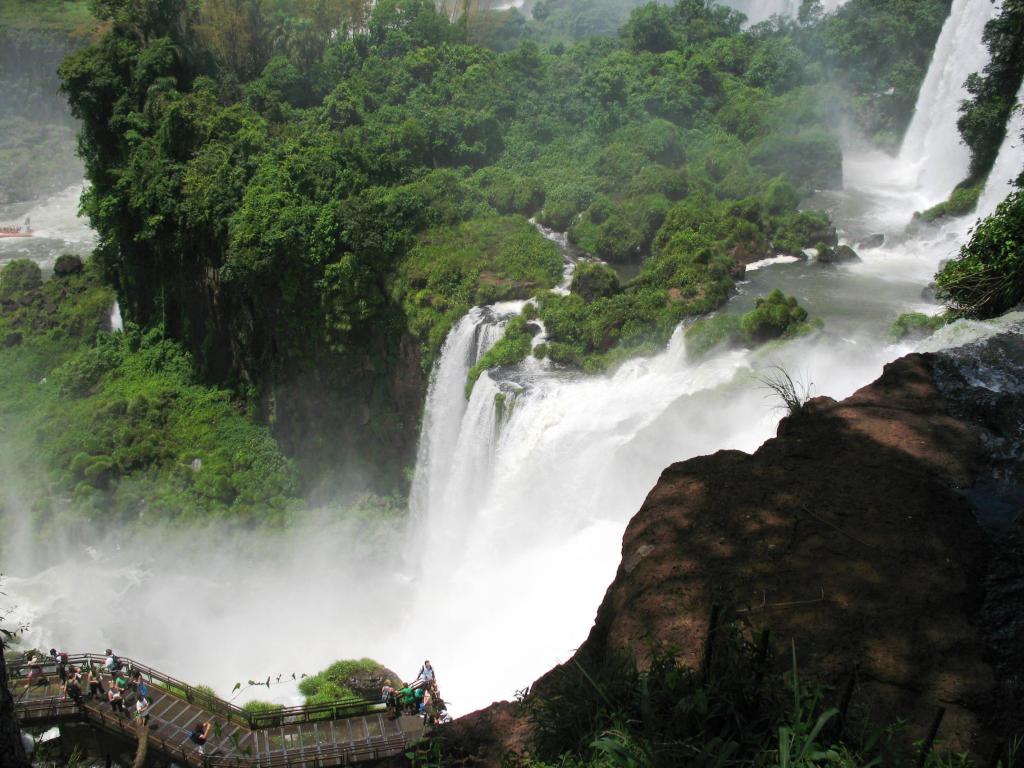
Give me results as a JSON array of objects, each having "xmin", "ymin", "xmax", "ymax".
[
  {"xmin": 8, "ymin": 652, "xmax": 387, "ymax": 729},
  {"xmin": 10, "ymin": 654, "xmax": 414, "ymax": 768}
]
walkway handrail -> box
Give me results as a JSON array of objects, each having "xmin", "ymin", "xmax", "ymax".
[{"xmin": 8, "ymin": 652, "xmax": 385, "ymax": 729}]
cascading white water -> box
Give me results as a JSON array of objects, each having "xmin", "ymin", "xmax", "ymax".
[
  {"xmin": 898, "ymin": 0, "xmax": 1002, "ymax": 208},
  {"xmin": 109, "ymin": 301, "xmax": 124, "ymax": 332},
  {"xmin": 401, "ymin": 0, "xmax": 1024, "ymax": 713},
  {"xmin": 976, "ymin": 82, "xmax": 1024, "ymax": 218},
  {"xmin": 6, "ymin": 0, "xmax": 1024, "ymax": 723},
  {"xmin": 409, "ymin": 302, "xmax": 525, "ymax": 531}
]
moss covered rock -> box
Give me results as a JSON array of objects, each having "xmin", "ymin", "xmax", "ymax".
[{"xmin": 570, "ymin": 262, "xmax": 621, "ymax": 303}]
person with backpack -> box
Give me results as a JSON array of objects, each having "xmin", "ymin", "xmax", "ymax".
[
  {"xmin": 104, "ymin": 649, "xmax": 122, "ymax": 674},
  {"xmin": 133, "ymin": 670, "xmax": 149, "ymax": 701},
  {"xmin": 64, "ymin": 673, "xmax": 83, "ymax": 705},
  {"xmin": 189, "ymin": 720, "xmax": 212, "ymax": 755}
]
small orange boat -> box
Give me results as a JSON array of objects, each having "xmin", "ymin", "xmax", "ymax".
[{"xmin": 0, "ymin": 218, "xmax": 33, "ymax": 238}]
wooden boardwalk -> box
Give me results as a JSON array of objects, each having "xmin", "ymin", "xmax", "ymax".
[{"xmin": 11, "ymin": 653, "xmax": 425, "ymax": 767}]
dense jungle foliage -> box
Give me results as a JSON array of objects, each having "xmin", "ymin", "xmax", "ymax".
[
  {"xmin": 937, "ymin": 188, "xmax": 1024, "ymax": 319},
  {"xmin": 0, "ymin": 0, "xmax": 962, "ymax": 507},
  {"xmin": 0, "ymin": 258, "xmax": 301, "ymax": 530}
]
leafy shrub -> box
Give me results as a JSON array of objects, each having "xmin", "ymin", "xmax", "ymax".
[
  {"xmin": 53, "ymin": 342, "xmax": 123, "ymax": 398},
  {"xmin": 0, "ymin": 259, "xmax": 42, "ymax": 297},
  {"xmin": 470, "ymin": 167, "xmax": 545, "ymax": 214},
  {"xmin": 298, "ymin": 658, "xmax": 388, "ymax": 703},
  {"xmin": 739, "ymin": 289, "xmax": 809, "ymax": 344},
  {"xmin": 539, "ymin": 181, "xmax": 596, "ymax": 230},
  {"xmin": 917, "ymin": 183, "xmax": 983, "ymax": 223},
  {"xmin": 570, "ymin": 262, "xmax": 620, "ymax": 302},
  {"xmin": 53, "ymin": 254, "xmax": 84, "ymax": 277},
  {"xmin": 890, "ymin": 312, "xmax": 948, "ymax": 340},
  {"xmin": 770, "ymin": 210, "xmax": 833, "ymax": 255},
  {"xmin": 937, "ymin": 191, "xmax": 1024, "ymax": 318}
]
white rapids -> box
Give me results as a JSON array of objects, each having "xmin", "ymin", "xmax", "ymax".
[{"xmin": 3, "ymin": 0, "xmax": 1024, "ymax": 721}]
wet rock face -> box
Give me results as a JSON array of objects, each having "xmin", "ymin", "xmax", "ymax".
[
  {"xmin": 859, "ymin": 233, "xmax": 885, "ymax": 249},
  {"xmin": 444, "ymin": 330, "xmax": 1024, "ymax": 764},
  {"xmin": 817, "ymin": 243, "xmax": 861, "ymax": 263},
  {"xmin": 934, "ymin": 331, "xmax": 1024, "ymax": 529}
]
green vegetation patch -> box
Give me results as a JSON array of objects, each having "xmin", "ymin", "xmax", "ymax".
[
  {"xmin": 916, "ymin": 182, "xmax": 983, "ymax": 223},
  {"xmin": 398, "ymin": 215, "xmax": 562, "ymax": 359},
  {"xmin": 298, "ymin": 658, "xmax": 390, "ymax": 703},
  {"xmin": 0, "ymin": 259, "xmax": 43, "ymax": 297},
  {"xmin": 0, "ymin": 261, "xmax": 298, "ymax": 528},
  {"xmin": 570, "ymin": 262, "xmax": 621, "ymax": 303},
  {"xmin": 685, "ymin": 290, "xmax": 814, "ymax": 360},
  {"xmin": 890, "ymin": 312, "xmax": 949, "ymax": 340},
  {"xmin": 937, "ymin": 190, "xmax": 1024, "ymax": 319},
  {"xmin": 466, "ymin": 314, "xmax": 535, "ymax": 395},
  {"xmin": 242, "ymin": 699, "xmax": 284, "ymax": 714}
]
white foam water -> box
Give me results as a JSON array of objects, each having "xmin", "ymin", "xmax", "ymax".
[
  {"xmin": 898, "ymin": 0, "xmax": 1002, "ymax": 208},
  {"xmin": 976, "ymin": 81, "xmax": 1024, "ymax": 219},
  {"xmin": 4, "ymin": 0, "xmax": 1024, "ymax": 722}
]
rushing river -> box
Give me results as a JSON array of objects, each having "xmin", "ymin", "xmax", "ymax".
[
  {"xmin": 0, "ymin": 183, "xmax": 96, "ymax": 270},
  {"xmin": 2, "ymin": 0, "xmax": 1023, "ymax": 719}
]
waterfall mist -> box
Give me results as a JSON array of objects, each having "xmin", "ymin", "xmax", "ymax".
[{"xmin": 4, "ymin": 0, "xmax": 1024, "ymax": 722}]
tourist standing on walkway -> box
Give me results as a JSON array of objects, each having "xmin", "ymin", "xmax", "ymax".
[
  {"xmin": 87, "ymin": 667, "xmax": 105, "ymax": 700},
  {"xmin": 64, "ymin": 674, "xmax": 83, "ymax": 705},
  {"xmin": 107, "ymin": 682, "xmax": 125, "ymax": 714},
  {"xmin": 25, "ymin": 655, "xmax": 43, "ymax": 686},
  {"xmin": 189, "ymin": 720, "xmax": 212, "ymax": 755},
  {"xmin": 133, "ymin": 670, "xmax": 149, "ymax": 701},
  {"xmin": 134, "ymin": 696, "xmax": 150, "ymax": 726}
]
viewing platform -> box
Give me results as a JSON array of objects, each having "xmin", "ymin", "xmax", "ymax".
[{"xmin": 10, "ymin": 653, "xmax": 426, "ymax": 767}]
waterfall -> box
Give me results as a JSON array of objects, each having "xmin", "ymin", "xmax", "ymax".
[
  {"xmin": 109, "ymin": 300, "xmax": 124, "ymax": 332},
  {"xmin": 898, "ymin": 0, "xmax": 1002, "ymax": 207},
  {"xmin": 409, "ymin": 302, "xmax": 524, "ymax": 528},
  {"xmin": 975, "ymin": 82, "xmax": 1024, "ymax": 218},
  {"xmin": 402, "ymin": 5, "xmax": 1016, "ymax": 702},
  {"xmin": 7, "ymin": 0, "xmax": 1021, "ymax": 723}
]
